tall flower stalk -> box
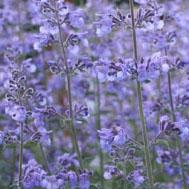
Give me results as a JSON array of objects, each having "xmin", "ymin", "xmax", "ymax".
[
  {"xmin": 39, "ymin": 144, "xmax": 51, "ymax": 174},
  {"xmin": 18, "ymin": 122, "xmax": 24, "ymax": 188},
  {"xmin": 167, "ymin": 71, "xmax": 187, "ymax": 189},
  {"xmin": 53, "ymin": 0, "xmax": 83, "ymax": 170},
  {"xmin": 95, "ymin": 74, "xmax": 104, "ymax": 189},
  {"xmin": 128, "ymin": 0, "xmax": 154, "ymax": 188},
  {"xmin": 17, "ymin": 1, "xmax": 24, "ymax": 186}
]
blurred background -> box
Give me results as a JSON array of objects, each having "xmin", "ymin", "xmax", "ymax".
[
  {"xmin": 69, "ymin": 0, "xmax": 173, "ymax": 5},
  {"xmin": 69, "ymin": 0, "xmax": 138, "ymax": 5}
]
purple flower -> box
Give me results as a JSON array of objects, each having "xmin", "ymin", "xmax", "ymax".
[
  {"xmin": 104, "ymin": 165, "xmax": 123, "ymax": 180},
  {"xmin": 0, "ymin": 132, "xmax": 4, "ymax": 145},
  {"xmin": 180, "ymin": 127, "xmax": 189, "ymax": 140},
  {"xmin": 69, "ymin": 10, "xmax": 85, "ymax": 29},
  {"xmin": 3, "ymin": 129, "xmax": 19, "ymax": 145},
  {"xmin": 41, "ymin": 175, "xmax": 64, "ymax": 189},
  {"xmin": 134, "ymin": 0, "xmax": 148, "ymax": 5},
  {"xmin": 95, "ymin": 15, "xmax": 112, "ymax": 37},
  {"xmin": 57, "ymin": 153, "xmax": 79, "ymax": 169},
  {"xmin": 98, "ymin": 126, "xmax": 127, "ymax": 152},
  {"xmin": 33, "ymin": 112, "xmax": 45, "ymax": 127},
  {"xmin": 22, "ymin": 159, "xmax": 46, "ymax": 189},
  {"xmin": 67, "ymin": 171, "xmax": 78, "ymax": 189},
  {"xmin": 128, "ymin": 170, "xmax": 145, "ymax": 187},
  {"xmin": 79, "ymin": 171, "xmax": 91, "ymax": 189},
  {"xmin": 6, "ymin": 105, "xmax": 26, "ymax": 122},
  {"xmin": 33, "ymin": 33, "xmax": 55, "ymax": 51}
]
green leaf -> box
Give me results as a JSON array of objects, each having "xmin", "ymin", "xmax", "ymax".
[
  {"xmin": 24, "ymin": 142, "xmax": 44, "ymax": 164},
  {"xmin": 155, "ymin": 139, "xmax": 169, "ymax": 148}
]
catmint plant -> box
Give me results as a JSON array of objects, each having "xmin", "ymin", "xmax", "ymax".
[{"xmin": 0, "ymin": 0, "xmax": 189, "ymax": 188}]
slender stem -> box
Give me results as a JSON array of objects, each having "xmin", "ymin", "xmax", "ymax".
[
  {"xmin": 177, "ymin": 140, "xmax": 187, "ymax": 189},
  {"xmin": 10, "ymin": 146, "xmax": 16, "ymax": 185},
  {"xmin": 53, "ymin": 0, "xmax": 83, "ymax": 170},
  {"xmin": 18, "ymin": 1, "xmax": 24, "ymax": 186},
  {"xmin": 156, "ymin": 76, "xmax": 161, "ymax": 123},
  {"xmin": 95, "ymin": 74, "xmax": 104, "ymax": 189},
  {"xmin": 122, "ymin": 165, "xmax": 127, "ymax": 189},
  {"xmin": 121, "ymin": 179, "xmax": 127, "ymax": 189},
  {"xmin": 18, "ymin": 122, "xmax": 24, "ymax": 187},
  {"xmin": 79, "ymin": 0, "xmax": 85, "ymax": 6},
  {"xmin": 128, "ymin": 0, "xmax": 154, "ymax": 188},
  {"xmin": 111, "ymin": 179, "xmax": 116, "ymax": 189},
  {"xmin": 129, "ymin": 137, "xmax": 143, "ymax": 148},
  {"xmin": 136, "ymin": 82, "xmax": 154, "ymax": 188},
  {"xmin": 167, "ymin": 71, "xmax": 187, "ymax": 189},
  {"xmin": 39, "ymin": 144, "xmax": 51, "ymax": 174},
  {"xmin": 167, "ymin": 71, "xmax": 176, "ymax": 121},
  {"xmin": 129, "ymin": 0, "xmax": 138, "ymax": 69}
]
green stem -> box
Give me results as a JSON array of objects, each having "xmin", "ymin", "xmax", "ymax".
[
  {"xmin": 128, "ymin": 0, "xmax": 154, "ymax": 188},
  {"xmin": 111, "ymin": 179, "xmax": 116, "ymax": 189},
  {"xmin": 167, "ymin": 71, "xmax": 187, "ymax": 189},
  {"xmin": 79, "ymin": 0, "xmax": 85, "ymax": 6},
  {"xmin": 39, "ymin": 144, "xmax": 51, "ymax": 174},
  {"xmin": 18, "ymin": 122, "xmax": 24, "ymax": 188},
  {"xmin": 156, "ymin": 76, "xmax": 161, "ymax": 123},
  {"xmin": 53, "ymin": 0, "xmax": 83, "ymax": 170},
  {"xmin": 18, "ymin": 1, "xmax": 24, "ymax": 186},
  {"xmin": 136, "ymin": 82, "xmax": 154, "ymax": 188},
  {"xmin": 95, "ymin": 74, "xmax": 104, "ymax": 189},
  {"xmin": 123, "ymin": 165, "xmax": 127, "ymax": 189},
  {"xmin": 167, "ymin": 71, "xmax": 176, "ymax": 121},
  {"xmin": 10, "ymin": 146, "xmax": 16, "ymax": 185}
]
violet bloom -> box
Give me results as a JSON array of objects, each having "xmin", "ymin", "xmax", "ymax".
[
  {"xmin": 129, "ymin": 170, "xmax": 145, "ymax": 187},
  {"xmin": 98, "ymin": 126, "xmax": 127, "ymax": 152},
  {"xmin": 134, "ymin": 0, "xmax": 148, "ymax": 5},
  {"xmin": 57, "ymin": 153, "xmax": 80, "ymax": 169},
  {"xmin": 5, "ymin": 105, "xmax": 26, "ymax": 122},
  {"xmin": 33, "ymin": 33, "xmax": 55, "ymax": 52},
  {"xmin": 41, "ymin": 175, "xmax": 64, "ymax": 189},
  {"xmin": 178, "ymin": 120, "xmax": 189, "ymax": 141},
  {"xmin": 33, "ymin": 112, "xmax": 45, "ymax": 127},
  {"xmin": 3, "ymin": 129, "xmax": 19, "ymax": 145},
  {"xmin": 0, "ymin": 131, "xmax": 3, "ymax": 145},
  {"xmin": 79, "ymin": 171, "xmax": 91, "ymax": 189},
  {"xmin": 22, "ymin": 159, "xmax": 46, "ymax": 189},
  {"xmin": 67, "ymin": 171, "xmax": 78, "ymax": 189},
  {"xmin": 95, "ymin": 15, "xmax": 112, "ymax": 37},
  {"xmin": 180, "ymin": 127, "xmax": 189, "ymax": 140},
  {"xmin": 69, "ymin": 10, "xmax": 85, "ymax": 29},
  {"xmin": 104, "ymin": 165, "xmax": 123, "ymax": 180}
]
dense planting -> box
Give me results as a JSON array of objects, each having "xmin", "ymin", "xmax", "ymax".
[{"xmin": 0, "ymin": 0, "xmax": 189, "ymax": 188}]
